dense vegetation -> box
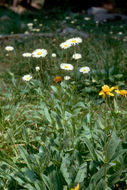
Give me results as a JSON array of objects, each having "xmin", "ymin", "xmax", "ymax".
[{"xmin": 0, "ymin": 7, "xmax": 127, "ymax": 190}]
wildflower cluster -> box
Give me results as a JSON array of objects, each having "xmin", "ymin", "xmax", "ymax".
[
  {"xmin": 59, "ymin": 37, "xmax": 90, "ymax": 75},
  {"xmin": 60, "ymin": 37, "xmax": 82, "ymax": 49},
  {"xmin": 99, "ymin": 85, "xmax": 127, "ymax": 99}
]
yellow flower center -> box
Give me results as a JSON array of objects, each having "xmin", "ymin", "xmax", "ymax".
[
  {"xmin": 64, "ymin": 44, "xmax": 68, "ymax": 47},
  {"xmin": 83, "ymin": 69, "xmax": 86, "ymax": 72},
  {"xmin": 65, "ymin": 65, "xmax": 69, "ymax": 69},
  {"xmin": 37, "ymin": 52, "xmax": 42, "ymax": 55},
  {"xmin": 72, "ymin": 40, "xmax": 77, "ymax": 43}
]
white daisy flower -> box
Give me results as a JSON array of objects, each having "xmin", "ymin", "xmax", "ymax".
[
  {"xmin": 5, "ymin": 46, "xmax": 14, "ymax": 51},
  {"xmin": 22, "ymin": 74, "xmax": 32, "ymax": 81},
  {"xmin": 79, "ymin": 66, "xmax": 90, "ymax": 74},
  {"xmin": 52, "ymin": 53, "xmax": 56, "ymax": 57},
  {"xmin": 110, "ymin": 31, "xmax": 113, "ymax": 34},
  {"xmin": 60, "ymin": 41, "xmax": 71, "ymax": 49},
  {"xmin": 33, "ymin": 19, "xmax": 37, "ymax": 22},
  {"xmin": 35, "ymin": 66, "xmax": 40, "ymax": 71},
  {"xmin": 22, "ymin": 53, "xmax": 32, "ymax": 57},
  {"xmin": 118, "ymin": 32, "xmax": 122, "ymax": 35},
  {"xmin": 64, "ymin": 76, "xmax": 71, "ymax": 80},
  {"xmin": 27, "ymin": 23, "xmax": 33, "ymax": 27},
  {"xmin": 66, "ymin": 37, "xmax": 82, "ymax": 46},
  {"xmin": 35, "ymin": 28, "xmax": 40, "ymax": 32},
  {"xmin": 32, "ymin": 49, "xmax": 48, "ymax": 58},
  {"xmin": 65, "ymin": 16, "xmax": 70, "ymax": 20},
  {"xmin": 71, "ymin": 20, "xmax": 75, "ymax": 24},
  {"xmin": 84, "ymin": 17, "xmax": 90, "ymax": 21},
  {"xmin": 24, "ymin": 31, "xmax": 29, "ymax": 35},
  {"xmin": 60, "ymin": 63, "xmax": 74, "ymax": 70},
  {"xmin": 72, "ymin": 53, "xmax": 82, "ymax": 60}
]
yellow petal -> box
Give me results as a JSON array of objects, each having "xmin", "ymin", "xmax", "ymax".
[
  {"xmin": 107, "ymin": 92, "xmax": 114, "ymax": 96},
  {"xmin": 110, "ymin": 86, "xmax": 118, "ymax": 91},
  {"xmin": 102, "ymin": 93, "xmax": 106, "ymax": 99},
  {"xmin": 102, "ymin": 85, "xmax": 110, "ymax": 92},
  {"xmin": 76, "ymin": 184, "xmax": 79, "ymax": 190},
  {"xmin": 99, "ymin": 91, "xmax": 104, "ymax": 96},
  {"xmin": 115, "ymin": 90, "xmax": 120, "ymax": 94}
]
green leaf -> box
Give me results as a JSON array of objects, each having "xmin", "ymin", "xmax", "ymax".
[
  {"xmin": 0, "ymin": 152, "xmax": 18, "ymax": 171},
  {"xmin": 34, "ymin": 181, "xmax": 45, "ymax": 190},
  {"xmin": 18, "ymin": 146, "xmax": 33, "ymax": 170},
  {"xmin": 105, "ymin": 187, "xmax": 112, "ymax": 190},
  {"xmin": 81, "ymin": 136, "xmax": 97, "ymax": 160},
  {"xmin": 60, "ymin": 158, "xmax": 71, "ymax": 186},
  {"xmin": 44, "ymin": 106, "xmax": 52, "ymax": 123},
  {"xmin": 74, "ymin": 163, "xmax": 87, "ymax": 183},
  {"xmin": 41, "ymin": 174, "xmax": 53, "ymax": 190},
  {"xmin": 105, "ymin": 132, "xmax": 120, "ymax": 161},
  {"xmin": 90, "ymin": 165, "xmax": 110, "ymax": 186},
  {"xmin": 50, "ymin": 86, "xmax": 58, "ymax": 94},
  {"xmin": 24, "ymin": 183, "xmax": 35, "ymax": 190},
  {"xmin": 95, "ymin": 179, "xmax": 105, "ymax": 190}
]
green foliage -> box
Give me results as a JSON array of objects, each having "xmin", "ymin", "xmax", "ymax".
[{"xmin": 0, "ymin": 7, "xmax": 127, "ymax": 190}]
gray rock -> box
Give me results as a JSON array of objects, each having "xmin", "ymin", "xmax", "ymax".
[
  {"xmin": 0, "ymin": 15, "xmax": 10, "ymax": 21},
  {"xmin": 94, "ymin": 13, "xmax": 127, "ymax": 23},
  {"xmin": 61, "ymin": 27, "xmax": 88, "ymax": 38},
  {"xmin": 87, "ymin": 7, "xmax": 107, "ymax": 16},
  {"xmin": 87, "ymin": 7, "xmax": 127, "ymax": 23}
]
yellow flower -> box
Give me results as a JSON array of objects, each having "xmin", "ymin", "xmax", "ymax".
[
  {"xmin": 53, "ymin": 76, "xmax": 62, "ymax": 83},
  {"xmin": 70, "ymin": 184, "xmax": 79, "ymax": 190},
  {"xmin": 99, "ymin": 85, "xmax": 115, "ymax": 99},
  {"xmin": 110, "ymin": 86, "xmax": 118, "ymax": 91},
  {"xmin": 115, "ymin": 89, "xmax": 127, "ymax": 97}
]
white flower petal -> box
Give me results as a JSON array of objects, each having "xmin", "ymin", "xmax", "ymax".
[
  {"xmin": 79, "ymin": 66, "xmax": 90, "ymax": 74},
  {"xmin": 22, "ymin": 74, "xmax": 32, "ymax": 81},
  {"xmin": 60, "ymin": 63, "xmax": 74, "ymax": 70}
]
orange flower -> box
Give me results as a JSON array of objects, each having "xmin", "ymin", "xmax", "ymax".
[
  {"xmin": 99, "ymin": 85, "xmax": 115, "ymax": 99},
  {"xmin": 115, "ymin": 89, "xmax": 127, "ymax": 97},
  {"xmin": 71, "ymin": 184, "xmax": 79, "ymax": 190},
  {"xmin": 53, "ymin": 76, "xmax": 62, "ymax": 83}
]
